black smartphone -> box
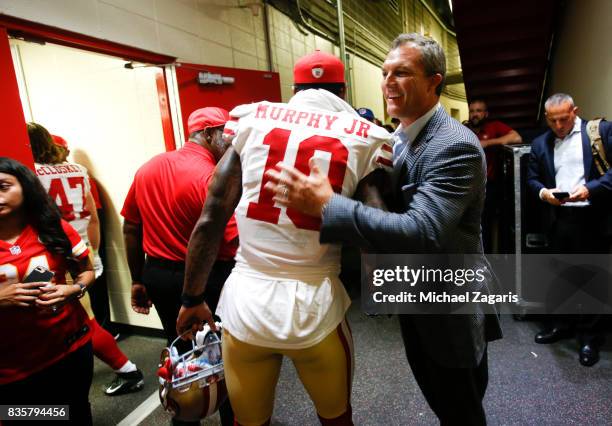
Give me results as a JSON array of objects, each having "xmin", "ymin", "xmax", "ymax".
[
  {"xmin": 552, "ymin": 191, "xmax": 570, "ymax": 200},
  {"xmin": 23, "ymin": 266, "xmax": 54, "ymax": 284}
]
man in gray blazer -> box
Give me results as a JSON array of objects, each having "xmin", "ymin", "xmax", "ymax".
[{"xmin": 266, "ymin": 33, "xmax": 502, "ymax": 425}]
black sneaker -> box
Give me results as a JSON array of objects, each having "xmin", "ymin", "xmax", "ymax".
[{"xmin": 104, "ymin": 369, "xmax": 144, "ymax": 396}]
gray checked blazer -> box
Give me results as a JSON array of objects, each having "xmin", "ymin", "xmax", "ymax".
[{"xmin": 321, "ymin": 106, "xmax": 502, "ymax": 368}]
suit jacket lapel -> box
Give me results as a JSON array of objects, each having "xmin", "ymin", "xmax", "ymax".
[
  {"xmin": 402, "ymin": 108, "xmax": 444, "ymax": 175},
  {"xmin": 391, "ymin": 143, "xmax": 409, "ymax": 189},
  {"xmin": 545, "ymin": 132, "xmax": 556, "ymax": 186},
  {"xmin": 580, "ymin": 121, "xmax": 593, "ymax": 180},
  {"xmin": 390, "ymin": 107, "xmax": 445, "ymax": 209}
]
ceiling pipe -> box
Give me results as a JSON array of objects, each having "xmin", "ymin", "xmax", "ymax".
[
  {"xmin": 262, "ymin": 1, "xmax": 274, "ymax": 72},
  {"xmin": 335, "ymin": 0, "xmax": 353, "ymax": 104}
]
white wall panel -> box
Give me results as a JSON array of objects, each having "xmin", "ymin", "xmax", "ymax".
[
  {"xmin": 314, "ymin": 36, "xmax": 334, "ymax": 54},
  {"xmin": 233, "ymin": 50, "xmax": 258, "ymax": 71},
  {"xmin": 158, "ymin": 23, "xmax": 201, "ymax": 63},
  {"xmin": 200, "ymin": 13, "xmax": 232, "ymax": 47},
  {"xmin": 351, "ymin": 55, "xmax": 384, "ymax": 122},
  {"xmin": 98, "ymin": 2, "xmax": 159, "ymax": 53},
  {"xmin": 258, "ymin": 58, "xmax": 269, "ymax": 72},
  {"xmin": 100, "ymin": 0, "xmax": 156, "ymax": 20},
  {"xmin": 256, "ymin": 38, "xmax": 268, "ymax": 63},
  {"xmin": 155, "ymin": 0, "xmax": 201, "ymax": 37},
  {"xmin": 0, "ymin": 0, "xmax": 101, "ymax": 39},
  {"xmin": 200, "ymin": 38, "xmax": 233, "ymax": 67},
  {"xmin": 230, "ymin": 26, "xmax": 257, "ymax": 55},
  {"xmin": 291, "ymin": 38, "xmax": 306, "ymax": 63}
]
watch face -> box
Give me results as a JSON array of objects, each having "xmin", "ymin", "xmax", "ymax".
[{"xmin": 77, "ymin": 283, "xmax": 86, "ymax": 298}]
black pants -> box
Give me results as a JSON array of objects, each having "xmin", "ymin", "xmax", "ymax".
[
  {"xmin": 0, "ymin": 341, "xmax": 93, "ymax": 425},
  {"xmin": 88, "ymin": 206, "xmax": 114, "ymax": 332},
  {"xmin": 546, "ymin": 207, "xmax": 610, "ymax": 344},
  {"xmin": 399, "ymin": 317, "xmax": 488, "ymax": 425},
  {"xmin": 142, "ymin": 257, "xmax": 234, "ymax": 346},
  {"xmin": 142, "ymin": 256, "xmax": 235, "ymax": 426},
  {"xmin": 482, "ymin": 180, "xmax": 500, "ymax": 254},
  {"xmin": 550, "ymin": 206, "xmax": 609, "ymax": 253}
]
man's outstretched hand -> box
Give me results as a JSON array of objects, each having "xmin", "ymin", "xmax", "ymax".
[
  {"xmin": 176, "ymin": 302, "xmax": 217, "ymax": 340},
  {"xmin": 264, "ymin": 158, "xmax": 334, "ymax": 218}
]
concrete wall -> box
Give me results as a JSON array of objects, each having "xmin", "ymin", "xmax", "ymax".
[
  {"xmin": 0, "ymin": 0, "xmax": 388, "ymax": 111},
  {"xmin": 440, "ymin": 95, "xmax": 468, "ymax": 124},
  {"xmin": 548, "ymin": 0, "xmax": 612, "ymax": 118},
  {"xmin": 351, "ymin": 55, "xmax": 385, "ymax": 121},
  {"xmin": 1, "ymin": 0, "xmax": 464, "ymax": 120},
  {"xmin": 0, "ymin": 0, "xmax": 267, "ymax": 69}
]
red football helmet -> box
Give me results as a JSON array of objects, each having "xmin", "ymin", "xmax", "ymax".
[{"xmin": 158, "ymin": 322, "xmax": 227, "ymax": 422}]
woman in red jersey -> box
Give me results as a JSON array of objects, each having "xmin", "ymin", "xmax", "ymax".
[{"xmin": 0, "ymin": 157, "xmax": 94, "ymax": 425}]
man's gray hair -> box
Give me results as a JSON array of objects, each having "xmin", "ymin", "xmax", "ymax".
[
  {"xmin": 391, "ymin": 33, "xmax": 446, "ymax": 96},
  {"xmin": 544, "ymin": 93, "xmax": 575, "ymax": 110}
]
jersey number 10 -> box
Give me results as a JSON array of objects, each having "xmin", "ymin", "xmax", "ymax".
[{"xmin": 246, "ymin": 128, "xmax": 348, "ymax": 231}]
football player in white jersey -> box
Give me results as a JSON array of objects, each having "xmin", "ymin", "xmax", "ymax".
[
  {"xmin": 28, "ymin": 123, "xmax": 144, "ymax": 395},
  {"xmin": 177, "ymin": 51, "xmax": 393, "ymax": 425}
]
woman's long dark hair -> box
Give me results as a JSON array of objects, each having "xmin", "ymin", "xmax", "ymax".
[{"xmin": 0, "ymin": 157, "xmax": 72, "ymax": 258}]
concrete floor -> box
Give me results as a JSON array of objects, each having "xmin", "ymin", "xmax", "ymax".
[{"xmin": 90, "ymin": 305, "xmax": 612, "ymax": 425}]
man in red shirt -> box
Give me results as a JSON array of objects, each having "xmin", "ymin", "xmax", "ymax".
[
  {"xmin": 121, "ymin": 107, "xmax": 237, "ymax": 425},
  {"xmin": 467, "ymin": 99, "xmax": 522, "ymax": 253}
]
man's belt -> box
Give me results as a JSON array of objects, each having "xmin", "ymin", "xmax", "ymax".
[{"xmin": 146, "ymin": 256, "xmax": 185, "ymax": 270}]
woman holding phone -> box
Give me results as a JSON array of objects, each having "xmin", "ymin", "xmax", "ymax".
[
  {"xmin": 0, "ymin": 157, "xmax": 94, "ymax": 424},
  {"xmin": 27, "ymin": 123, "xmax": 144, "ymax": 395}
]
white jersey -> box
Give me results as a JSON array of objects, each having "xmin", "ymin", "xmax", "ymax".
[
  {"xmin": 226, "ymin": 89, "xmax": 393, "ymax": 278},
  {"xmin": 217, "ymin": 89, "xmax": 393, "ymax": 348},
  {"xmin": 35, "ymin": 162, "xmax": 92, "ymax": 244}
]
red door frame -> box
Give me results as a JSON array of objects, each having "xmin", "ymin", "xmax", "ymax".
[
  {"xmin": 0, "ymin": 14, "xmax": 178, "ymax": 155},
  {"xmin": 0, "ymin": 26, "xmax": 32, "ymax": 168}
]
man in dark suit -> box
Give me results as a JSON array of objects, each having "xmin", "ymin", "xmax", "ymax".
[
  {"xmin": 266, "ymin": 33, "xmax": 502, "ymax": 425},
  {"xmin": 527, "ymin": 93, "xmax": 612, "ymax": 366}
]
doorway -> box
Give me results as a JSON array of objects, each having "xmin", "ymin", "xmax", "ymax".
[{"xmin": 11, "ymin": 38, "xmax": 166, "ymax": 329}]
